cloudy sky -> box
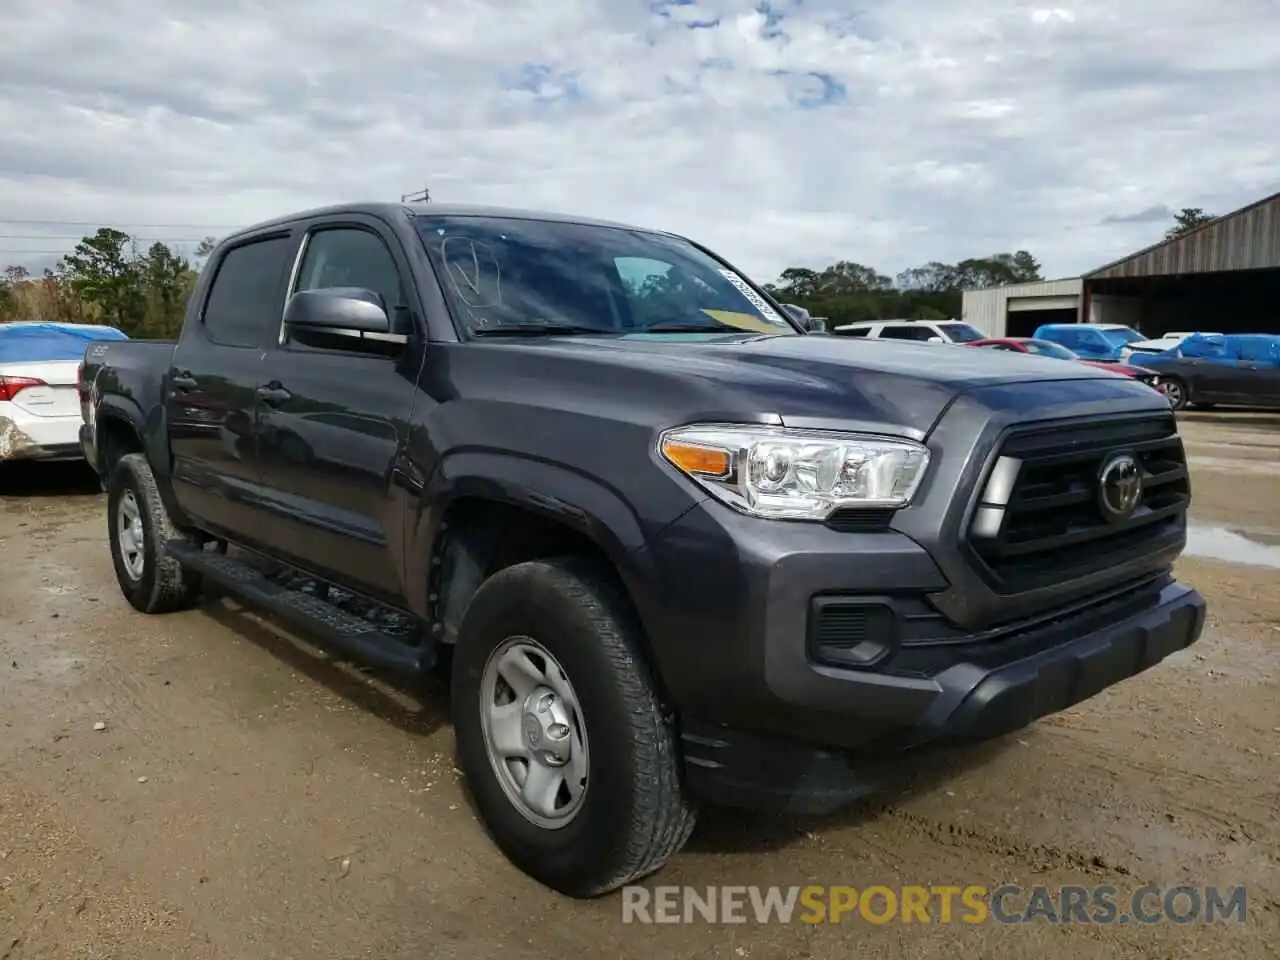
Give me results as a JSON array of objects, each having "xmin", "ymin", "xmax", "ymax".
[{"xmin": 1, "ymin": 0, "xmax": 1277, "ymax": 283}]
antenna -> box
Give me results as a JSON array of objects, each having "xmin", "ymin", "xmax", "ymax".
[{"xmin": 401, "ymin": 186, "xmax": 431, "ymax": 203}]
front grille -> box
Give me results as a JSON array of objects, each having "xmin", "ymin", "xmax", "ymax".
[{"xmin": 967, "ymin": 414, "xmax": 1189, "ymax": 592}]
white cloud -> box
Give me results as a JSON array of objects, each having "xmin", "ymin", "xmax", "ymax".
[{"xmin": 0, "ymin": 0, "xmax": 1277, "ymax": 282}]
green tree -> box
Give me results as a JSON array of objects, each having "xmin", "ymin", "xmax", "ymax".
[
  {"xmin": 141, "ymin": 242, "xmax": 195, "ymax": 337},
  {"xmin": 62, "ymin": 228, "xmax": 147, "ymax": 332},
  {"xmin": 1010, "ymin": 250, "xmax": 1042, "ymax": 282},
  {"xmin": 0, "ymin": 265, "xmax": 30, "ymax": 321},
  {"xmin": 1165, "ymin": 207, "xmax": 1215, "ymax": 240}
]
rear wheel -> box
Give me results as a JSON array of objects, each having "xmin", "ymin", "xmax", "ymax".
[
  {"xmin": 107, "ymin": 453, "xmax": 203, "ymax": 613},
  {"xmin": 1158, "ymin": 376, "xmax": 1188, "ymax": 410},
  {"xmin": 451, "ymin": 557, "xmax": 695, "ymax": 897}
]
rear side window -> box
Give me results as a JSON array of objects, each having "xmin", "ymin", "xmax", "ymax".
[
  {"xmin": 878, "ymin": 325, "xmax": 932, "ymax": 340},
  {"xmin": 836, "ymin": 327, "xmax": 869, "ymax": 337},
  {"xmin": 202, "ymin": 235, "xmax": 293, "ymax": 348},
  {"xmin": 1237, "ymin": 338, "xmax": 1280, "ymax": 363},
  {"xmin": 938, "ymin": 322, "xmax": 983, "ymax": 342}
]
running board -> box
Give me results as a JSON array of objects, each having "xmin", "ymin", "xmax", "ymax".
[{"xmin": 165, "ymin": 540, "xmax": 436, "ymax": 677}]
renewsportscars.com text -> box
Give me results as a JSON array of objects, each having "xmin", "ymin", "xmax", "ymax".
[{"xmin": 621, "ymin": 884, "xmax": 1249, "ymax": 925}]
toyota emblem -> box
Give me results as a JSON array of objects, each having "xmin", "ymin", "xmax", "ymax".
[{"xmin": 1097, "ymin": 453, "xmax": 1142, "ymax": 523}]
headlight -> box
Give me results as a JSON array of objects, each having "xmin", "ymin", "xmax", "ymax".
[{"xmin": 658, "ymin": 423, "xmax": 930, "ymax": 520}]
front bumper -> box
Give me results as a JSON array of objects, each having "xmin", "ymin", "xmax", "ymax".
[
  {"xmin": 631, "ymin": 384, "xmax": 1200, "ymax": 813},
  {"xmin": 676, "ymin": 576, "xmax": 1203, "ymax": 814}
]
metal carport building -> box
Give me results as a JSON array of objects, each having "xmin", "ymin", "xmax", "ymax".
[{"xmin": 1082, "ymin": 190, "xmax": 1280, "ymax": 337}]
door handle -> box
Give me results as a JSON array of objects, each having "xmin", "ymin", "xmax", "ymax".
[
  {"xmin": 256, "ymin": 385, "xmax": 292, "ymax": 404},
  {"xmin": 171, "ymin": 373, "xmax": 198, "ymax": 390}
]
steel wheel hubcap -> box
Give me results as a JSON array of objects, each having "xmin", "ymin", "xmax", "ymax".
[
  {"xmin": 479, "ymin": 637, "xmax": 588, "ymax": 828},
  {"xmin": 117, "ymin": 490, "xmax": 146, "ymax": 580}
]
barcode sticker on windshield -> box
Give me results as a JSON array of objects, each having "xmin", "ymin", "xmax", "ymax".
[{"xmin": 718, "ymin": 269, "xmax": 784, "ymax": 323}]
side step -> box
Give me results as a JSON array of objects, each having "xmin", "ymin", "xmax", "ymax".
[{"xmin": 166, "ymin": 540, "xmax": 436, "ymax": 678}]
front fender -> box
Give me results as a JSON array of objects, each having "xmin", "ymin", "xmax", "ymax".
[{"xmin": 401, "ymin": 449, "xmax": 681, "ymax": 639}]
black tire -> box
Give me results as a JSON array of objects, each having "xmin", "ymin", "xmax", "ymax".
[
  {"xmin": 451, "ymin": 557, "xmax": 695, "ymax": 897},
  {"xmin": 107, "ymin": 452, "xmax": 203, "ymax": 614},
  {"xmin": 1160, "ymin": 376, "xmax": 1189, "ymax": 410}
]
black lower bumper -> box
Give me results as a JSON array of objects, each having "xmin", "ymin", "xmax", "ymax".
[
  {"xmin": 0, "ymin": 441, "xmax": 83, "ymax": 463},
  {"xmin": 680, "ymin": 581, "xmax": 1205, "ymax": 814}
]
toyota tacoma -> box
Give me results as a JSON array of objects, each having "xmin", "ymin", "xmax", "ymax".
[{"xmin": 79, "ymin": 202, "xmax": 1205, "ymax": 897}]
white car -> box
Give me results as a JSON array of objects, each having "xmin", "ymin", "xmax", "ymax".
[
  {"xmin": 1121, "ymin": 332, "xmax": 1197, "ymax": 360},
  {"xmin": 830, "ymin": 319, "xmax": 986, "ymax": 344},
  {"xmin": 0, "ymin": 322, "xmax": 127, "ymax": 464}
]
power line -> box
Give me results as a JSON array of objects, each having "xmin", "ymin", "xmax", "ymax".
[
  {"xmin": 0, "ymin": 218, "xmax": 240, "ymax": 229},
  {"xmin": 0, "ymin": 235, "xmax": 210, "ymax": 242}
]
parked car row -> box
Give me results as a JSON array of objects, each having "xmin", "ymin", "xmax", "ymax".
[
  {"xmin": 825, "ymin": 318, "xmax": 1280, "ymax": 411},
  {"xmin": 964, "ymin": 337, "xmax": 1163, "ymax": 389}
]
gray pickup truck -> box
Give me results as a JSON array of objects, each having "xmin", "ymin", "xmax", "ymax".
[{"xmin": 79, "ymin": 201, "xmax": 1205, "ymax": 897}]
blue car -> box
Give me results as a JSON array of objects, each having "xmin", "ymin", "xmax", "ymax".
[
  {"xmin": 1032, "ymin": 323, "xmax": 1146, "ymax": 362},
  {"xmin": 1135, "ymin": 332, "xmax": 1280, "ymax": 410}
]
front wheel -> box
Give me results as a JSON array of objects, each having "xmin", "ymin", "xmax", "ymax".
[
  {"xmin": 451, "ymin": 557, "xmax": 695, "ymax": 897},
  {"xmin": 107, "ymin": 453, "xmax": 203, "ymax": 613}
]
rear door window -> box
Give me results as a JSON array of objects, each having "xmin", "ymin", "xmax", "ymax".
[{"xmin": 203, "ymin": 236, "xmax": 294, "ymax": 348}]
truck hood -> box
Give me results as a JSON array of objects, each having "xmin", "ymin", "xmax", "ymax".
[{"xmin": 487, "ymin": 332, "xmax": 1133, "ymax": 437}]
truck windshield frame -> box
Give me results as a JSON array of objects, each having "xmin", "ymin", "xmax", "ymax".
[{"xmin": 413, "ymin": 214, "xmax": 800, "ymax": 339}]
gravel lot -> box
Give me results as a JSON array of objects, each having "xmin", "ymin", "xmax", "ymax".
[{"xmin": 2, "ymin": 414, "xmax": 1278, "ymax": 959}]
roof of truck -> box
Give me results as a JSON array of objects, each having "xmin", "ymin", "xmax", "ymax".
[{"xmin": 223, "ymin": 202, "xmax": 665, "ymax": 242}]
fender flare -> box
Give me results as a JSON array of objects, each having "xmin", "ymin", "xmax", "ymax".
[
  {"xmin": 94, "ymin": 395, "xmax": 186, "ymax": 525},
  {"xmin": 403, "ymin": 450, "xmax": 666, "ymax": 637}
]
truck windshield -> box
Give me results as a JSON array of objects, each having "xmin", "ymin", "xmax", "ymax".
[{"xmin": 414, "ymin": 215, "xmax": 799, "ymax": 337}]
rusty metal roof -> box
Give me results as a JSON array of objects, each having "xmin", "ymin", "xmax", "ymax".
[{"xmin": 1085, "ymin": 190, "xmax": 1280, "ymax": 280}]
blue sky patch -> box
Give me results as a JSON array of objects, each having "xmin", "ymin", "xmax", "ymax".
[{"xmin": 503, "ymin": 64, "xmax": 582, "ymax": 103}]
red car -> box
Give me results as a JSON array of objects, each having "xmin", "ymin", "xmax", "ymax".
[{"xmin": 967, "ymin": 337, "xmax": 1162, "ymax": 389}]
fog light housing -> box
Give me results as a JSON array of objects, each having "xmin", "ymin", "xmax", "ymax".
[{"xmin": 806, "ymin": 597, "xmax": 898, "ymax": 669}]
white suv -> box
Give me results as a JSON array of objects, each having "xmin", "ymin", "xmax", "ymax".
[
  {"xmin": 830, "ymin": 320, "xmax": 985, "ymax": 343},
  {"xmin": 1122, "ymin": 332, "xmax": 1197, "ymax": 360}
]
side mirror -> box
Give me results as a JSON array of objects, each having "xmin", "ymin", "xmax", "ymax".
[
  {"xmin": 927, "ymin": 335, "xmax": 945, "ymax": 344},
  {"xmin": 283, "ymin": 287, "xmax": 390, "ymax": 335}
]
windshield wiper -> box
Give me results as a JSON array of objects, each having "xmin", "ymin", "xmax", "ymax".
[
  {"xmin": 640, "ymin": 321, "xmax": 735, "ymax": 333},
  {"xmin": 470, "ymin": 323, "xmax": 610, "ymax": 337}
]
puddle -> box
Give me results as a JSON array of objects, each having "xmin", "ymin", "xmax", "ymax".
[{"xmin": 1184, "ymin": 524, "xmax": 1280, "ymax": 569}]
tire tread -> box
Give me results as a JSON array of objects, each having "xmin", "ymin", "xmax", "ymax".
[
  {"xmin": 455, "ymin": 556, "xmax": 696, "ymax": 897},
  {"xmin": 111, "ymin": 453, "xmax": 202, "ymax": 614}
]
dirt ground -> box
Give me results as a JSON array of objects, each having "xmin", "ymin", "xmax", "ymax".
[{"xmin": 1, "ymin": 414, "xmax": 1277, "ymax": 960}]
